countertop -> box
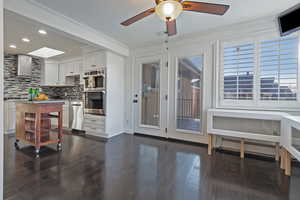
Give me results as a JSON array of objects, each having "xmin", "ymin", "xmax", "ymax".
[{"xmin": 15, "ymin": 100, "xmax": 66, "ymax": 104}]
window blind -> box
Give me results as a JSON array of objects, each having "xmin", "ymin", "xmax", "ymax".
[
  {"xmin": 223, "ymin": 43, "xmax": 255, "ymax": 100},
  {"xmin": 260, "ymin": 37, "xmax": 298, "ymax": 101}
]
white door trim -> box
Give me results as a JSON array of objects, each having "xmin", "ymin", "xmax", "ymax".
[
  {"xmin": 167, "ymin": 44, "xmax": 212, "ymax": 144},
  {"xmin": 133, "ymin": 54, "xmax": 168, "ymax": 138},
  {"xmin": 0, "ymin": 0, "xmax": 4, "ymax": 198}
]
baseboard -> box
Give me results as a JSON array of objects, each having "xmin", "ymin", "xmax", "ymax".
[
  {"xmin": 107, "ymin": 131, "xmax": 124, "ymax": 139},
  {"xmin": 86, "ymin": 132, "xmax": 109, "ymax": 139},
  {"xmin": 124, "ymin": 129, "xmax": 134, "ymax": 134}
]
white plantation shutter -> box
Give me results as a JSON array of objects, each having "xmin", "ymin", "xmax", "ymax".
[
  {"xmin": 222, "ymin": 43, "xmax": 255, "ymax": 100},
  {"xmin": 260, "ymin": 37, "xmax": 298, "ymax": 101}
]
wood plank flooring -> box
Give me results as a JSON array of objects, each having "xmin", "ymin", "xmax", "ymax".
[{"xmin": 4, "ymin": 133, "xmax": 300, "ymax": 200}]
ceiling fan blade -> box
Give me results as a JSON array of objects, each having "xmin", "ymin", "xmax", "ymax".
[
  {"xmin": 121, "ymin": 8, "xmax": 155, "ymax": 26},
  {"xmin": 156, "ymin": 0, "xmax": 183, "ymax": 4},
  {"xmin": 182, "ymin": 1, "xmax": 230, "ymax": 15},
  {"xmin": 166, "ymin": 20, "xmax": 177, "ymax": 36}
]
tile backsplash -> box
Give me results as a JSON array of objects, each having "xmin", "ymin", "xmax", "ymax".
[
  {"xmin": 4, "ymin": 54, "xmax": 42, "ymax": 100},
  {"xmin": 41, "ymin": 75, "xmax": 83, "ymax": 100},
  {"xmin": 4, "ymin": 54, "xmax": 83, "ymax": 100},
  {"xmin": 41, "ymin": 85, "xmax": 84, "ymax": 100}
]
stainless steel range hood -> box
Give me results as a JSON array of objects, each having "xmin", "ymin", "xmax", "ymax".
[{"xmin": 17, "ymin": 55, "xmax": 32, "ymax": 76}]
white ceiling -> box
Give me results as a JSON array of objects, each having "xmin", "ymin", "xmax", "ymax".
[
  {"xmin": 4, "ymin": 10, "xmax": 89, "ymax": 60},
  {"xmin": 30, "ymin": 0, "xmax": 300, "ymax": 47}
]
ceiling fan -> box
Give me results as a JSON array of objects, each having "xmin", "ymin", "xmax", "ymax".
[{"xmin": 121, "ymin": 0, "xmax": 230, "ymax": 36}]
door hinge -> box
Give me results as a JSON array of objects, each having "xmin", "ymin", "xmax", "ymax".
[
  {"xmin": 165, "ymin": 128, "xmax": 168, "ymax": 133},
  {"xmin": 165, "ymin": 94, "xmax": 168, "ymax": 100},
  {"xmin": 166, "ymin": 61, "xmax": 168, "ymax": 67}
]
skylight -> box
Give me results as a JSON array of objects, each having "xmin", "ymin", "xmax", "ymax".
[{"xmin": 28, "ymin": 47, "xmax": 64, "ymax": 58}]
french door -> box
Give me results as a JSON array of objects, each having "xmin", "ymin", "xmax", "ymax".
[
  {"xmin": 134, "ymin": 50, "xmax": 207, "ymax": 143},
  {"xmin": 133, "ymin": 55, "xmax": 168, "ymax": 137},
  {"xmin": 168, "ymin": 51, "xmax": 206, "ymax": 142}
]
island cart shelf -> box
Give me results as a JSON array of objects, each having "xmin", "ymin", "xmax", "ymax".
[{"xmin": 15, "ymin": 102, "xmax": 64, "ymax": 157}]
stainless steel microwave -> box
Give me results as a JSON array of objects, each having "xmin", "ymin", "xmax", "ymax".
[{"xmin": 83, "ymin": 68, "xmax": 106, "ymax": 92}]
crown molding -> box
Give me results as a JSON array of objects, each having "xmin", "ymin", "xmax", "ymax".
[
  {"xmin": 131, "ymin": 15, "xmax": 279, "ymax": 52},
  {"xmin": 4, "ymin": 0, "xmax": 129, "ymax": 57}
]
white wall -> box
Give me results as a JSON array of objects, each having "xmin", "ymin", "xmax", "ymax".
[
  {"xmin": 124, "ymin": 15, "xmax": 280, "ymax": 133},
  {"xmin": 123, "ymin": 15, "xmax": 287, "ymax": 155},
  {"xmin": 0, "ymin": 0, "xmax": 4, "ymax": 198},
  {"xmin": 105, "ymin": 51, "xmax": 125, "ymax": 137}
]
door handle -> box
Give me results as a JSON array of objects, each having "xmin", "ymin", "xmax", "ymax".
[{"xmin": 133, "ymin": 100, "xmax": 138, "ymax": 103}]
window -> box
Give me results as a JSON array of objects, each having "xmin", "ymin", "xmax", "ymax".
[
  {"xmin": 220, "ymin": 35, "xmax": 299, "ymax": 108},
  {"xmin": 223, "ymin": 43, "xmax": 255, "ymax": 100},
  {"xmin": 260, "ymin": 37, "xmax": 298, "ymax": 101}
]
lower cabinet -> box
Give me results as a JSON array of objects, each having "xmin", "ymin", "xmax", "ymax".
[
  {"xmin": 51, "ymin": 102, "xmax": 70, "ymax": 128},
  {"xmin": 4, "ymin": 101, "xmax": 16, "ymax": 134},
  {"xmin": 83, "ymin": 114, "xmax": 106, "ymax": 137}
]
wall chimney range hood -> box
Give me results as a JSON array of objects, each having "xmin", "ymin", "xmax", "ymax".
[{"xmin": 17, "ymin": 55, "xmax": 32, "ymax": 76}]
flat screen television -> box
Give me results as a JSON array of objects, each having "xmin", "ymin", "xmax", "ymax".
[{"xmin": 278, "ymin": 3, "xmax": 300, "ymax": 36}]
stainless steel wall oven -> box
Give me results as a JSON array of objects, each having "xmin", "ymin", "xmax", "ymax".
[
  {"xmin": 83, "ymin": 68, "xmax": 106, "ymax": 115},
  {"xmin": 84, "ymin": 91, "xmax": 105, "ymax": 115}
]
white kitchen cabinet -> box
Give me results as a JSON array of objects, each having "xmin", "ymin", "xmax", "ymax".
[
  {"xmin": 51, "ymin": 102, "xmax": 70, "ymax": 128},
  {"xmin": 83, "ymin": 51, "xmax": 106, "ymax": 72},
  {"xmin": 63, "ymin": 104, "xmax": 70, "ymax": 128},
  {"xmin": 43, "ymin": 58, "xmax": 83, "ymax": 86},
  {"xmin": 59, "ymin": 63, "xmax": 69, "ymax": 85},
  {"xmin": 4, "ymin": 101, "xmax": 16, "ymax": 134},
  {"xmin": 43, "ymin": 62, "xmax": 59, "ymax": 85},
  {"xmin": 83, "ymin": 114, "xmax": 106, "ymax": 137},
  {"xmin": 59, "ymin": 60, "xmax": 83, "ymax": 84}
]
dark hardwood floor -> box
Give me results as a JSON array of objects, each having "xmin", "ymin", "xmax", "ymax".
[{"xmin": 4, "ymin": 133, "xmax": 300, "ymax": 200}]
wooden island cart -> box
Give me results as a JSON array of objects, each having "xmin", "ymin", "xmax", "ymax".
[{"xmin": 15, "ymin": 101, "xmax": 65, "ymax": 157}]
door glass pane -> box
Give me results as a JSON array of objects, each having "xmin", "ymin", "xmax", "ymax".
[
  {"xmin": 141, "ymin": 62, "xmax": 160, "ymax": 127},
  {"xmin": 177, "ymin": 56, "xmax": 203, "ymax": 132}
]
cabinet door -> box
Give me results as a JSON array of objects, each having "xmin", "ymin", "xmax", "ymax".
[
  {"xmin": 44, "ymin": 63, "xmax": 59, "ymax": 85},
  {"xmin": 59, "ymin": 64, "xmax": 69, "ymax": 84},
  {"xmin": 4, "ymin": 102, "xmax": 16, "ymax": 134},
  {"xmin": 73, "ymin": 62, "xmax": 82, "ymax": 75},
  {"xmin": 63, "ymin": 105, "xmax": 69, "ymax": 128},
  {"xmin": 78, "ymin": 62, "xmax": 84, "ymax": 84},
  {"xmin": 67, "ymin": 63, "xmax": 76, "ymax": 76}
]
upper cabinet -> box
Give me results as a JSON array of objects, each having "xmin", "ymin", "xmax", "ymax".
[
  {"xmin": 59, "ymin": 63, "xmax": 70, "ymax": 85},
  {"xmin": 43, "ymin": 61, "xmax": 59, "ymax": 85},
  {"xmin": 43, "ymin": 58, "xmax": 83, "ymax": 86},
  {"xmin": 83, "ymin": 51, "xmax": 106, "ymax": 72}
]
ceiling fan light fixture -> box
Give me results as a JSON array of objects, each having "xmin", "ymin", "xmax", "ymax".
[{"xmin": 155, "ymin": 0, "xmax": 183, "ymax": 21}]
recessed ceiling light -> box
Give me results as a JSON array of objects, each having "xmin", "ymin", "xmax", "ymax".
[
  {"xmin": 9, "ymin": 44, "xmax": 17, "ymax": 49},
  {"xmin": 28, "ymin": 47, "xmax": 64, "ymax": 58},
  {"xmin": 38, "ymin": 29, "xmax": 47, "ymax": 35},
  {"xmin": 22, "ymin": 38, "xmax": 30, "ymax": 43}
]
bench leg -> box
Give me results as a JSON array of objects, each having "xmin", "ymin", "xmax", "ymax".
[
  {"xmin": 285, "ymin": 149, "xmax": 291, "ymax": 176},
  {"xmin": 280, "ymin": 147, "xmax": 285, "ymax": 170},
  {"xmin": 240, "ymin": 139, "xmax": 245, "ymax": 159},
  {"xmin": 275, "ymin": 143, "xmax": 280, "ymax": 161},
  {"xmin": 208, "ymin": 134, "xmax": 213, "ymax": 156}
]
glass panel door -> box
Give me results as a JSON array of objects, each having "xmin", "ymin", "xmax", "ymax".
[
  {"xmin": 141, "ymin": 62, "xmax": 160, "ymax": 127},
  {"xmin": 176, "ymin": 56, "xmax": 203, "ymax": 133},
  {"xmin": 134, "ymin": 55, "xmax": 168, "ymax": 137}
]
